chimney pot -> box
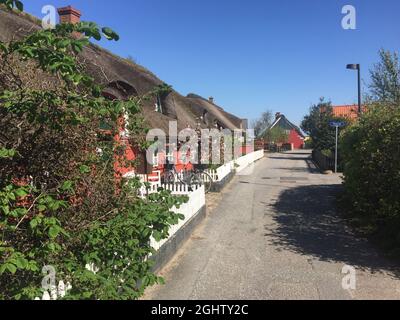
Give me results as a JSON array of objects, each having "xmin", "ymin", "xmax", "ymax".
[{"xmin": 57, "ymin": 6, "xmax": 82, "ymax": 24}]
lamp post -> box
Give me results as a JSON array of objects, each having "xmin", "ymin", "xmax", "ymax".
[
  {"xmin": 330, "ymin": 121, "xmax": 346, "ymax": 173},
  {"xmin": 346, "ymin": 64, "xmax": 362, "ymax": 114}
]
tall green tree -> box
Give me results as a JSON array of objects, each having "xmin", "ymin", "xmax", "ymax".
[
  {"xmin": 369, "ymin": 49, "xmax": 400, "ymax": 105},
  {"xmin": 301, "ymin": 98, "xmax": 346, "ymax": 152}
]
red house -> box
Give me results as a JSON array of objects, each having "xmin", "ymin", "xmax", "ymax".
[
  {"xmin": 53, "ymin": 6, "xmax": 248, "ymax": 183},
  {"xmin": 267, "ymin": 113, "xmax": 305, "ymax": 150},
  {"xmin": 331, "ymin": 104, "xmax": 366, "ymax": 121}
]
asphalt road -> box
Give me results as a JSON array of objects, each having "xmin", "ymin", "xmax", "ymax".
[{"xmin": 144, "ymin": 150, "xmax": 400, "ymax": 300}]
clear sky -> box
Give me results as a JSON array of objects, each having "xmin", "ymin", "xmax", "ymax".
[{"xmin": 23, "ymin": 0, "xmax": 400, "ymax": 126}]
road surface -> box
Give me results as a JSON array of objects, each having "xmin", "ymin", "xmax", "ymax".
[{"xmin": 144, "ymin": 150, "xmax": 400, "ymax": 300}]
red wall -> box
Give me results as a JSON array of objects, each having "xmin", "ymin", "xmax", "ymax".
[
  {"xmin": 113, "ymin": 116, "xmax": 137, "ymax": 178},
  {"xmin": 153, "ymin": 151, "xmax": 194, "ymax": 175},
  {"xmin": 241, "ymin": 145, "xmax": 254, "ymax": 155},
  {"xmin": 288, "ymin": 129, "xmax": 304, "ymax": 149}
]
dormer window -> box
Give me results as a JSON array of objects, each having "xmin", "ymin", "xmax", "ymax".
[
  {"xmin": 214, "ymin": 120, "xmax": 222, "ymax": 130},
  {"xmin": 202, "ymin": 111, "xmax": 208, "ymax": 124}
]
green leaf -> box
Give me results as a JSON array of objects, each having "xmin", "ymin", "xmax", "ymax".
[
  {"xmin": 15, "ymin": 257, "xmax": 28, "ymax": 269},
  {"xmin": 47, "ymin": 243, "xmax": 56, "ymax": 252},
  {"xmin": 6, "ymin": 263, "xmax": 17, "ymax": 274},
  {"xmin": 79, "ymin": 165, "xmax": 91, "ymax": 174},
  {"xmin": 29, "ymin": 219, "xmax": 38, "ymax": 229},
  {"xmin": 157, "ymin": 277, "xmax": 165, "ymax": 285},
  {"xmin": 61, "ymin": 180, "xmax": 73, "ymax": 191},
  {"xmin": 92, "ymin": 30, "xmax": 101, "ymax": 41},
  {"xmin": 71, "ymin": 43, "xmax": 83, "ymax": 53},
  {"xmin": 58, "ymin": 39, "xmax": 70, "ymax": 48},
  {"xmin": 8, "ymin": 192, "xmax": 16, "ymax": 201},
  {"xmin": 28, "ymin": 261, "xmax": 39, "ymax": 272},
  {"xmin": 15, "ymin": 0, "xmax": 23, "ymax": 11},
  {"xmin": 1, "ymin": 206, "xmax": 10, "ymax": 215},
  {"xmin": 11, "ymin": 207, "xmax": 27, "ymax": 218},
  {"xmin": 0, "ymin": 148, "xmax": 16, "ymax": 159},
  {"xmin": 102, "ymin": 27, "xmax": 119, "ymax": 41},
  {"xmin": 14, "ymin": 188, "xmax": 28, "ymax": 198},
  {"xmin": 48, "ymin": 200, "xmax": 63, "ymax": 211},
  {"xmin": 48, "ymin": 226, "xmax": 60, "ymax": 239}
]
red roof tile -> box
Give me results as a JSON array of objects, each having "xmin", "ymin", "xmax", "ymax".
[{"xmin": 332, "ymin": 105, "xmax": 365, "ymax": 120}]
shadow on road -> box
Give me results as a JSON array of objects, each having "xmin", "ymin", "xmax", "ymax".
[{"xmin": 266, "ymin": 184, "xmax": 400, "ymax": 276}]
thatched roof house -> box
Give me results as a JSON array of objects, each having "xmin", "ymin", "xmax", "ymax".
[
  {"xmin": 186, "ymin": 94, "xmax": 247, "ymax": 131},
  {"xmin": 0, "ymin": 5, "xmax": 247, "ymax": 135}
]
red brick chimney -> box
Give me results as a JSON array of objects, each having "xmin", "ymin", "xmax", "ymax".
[{"xmin": 57, "ymin": 6, "xmax": 82, "ymax": 24}]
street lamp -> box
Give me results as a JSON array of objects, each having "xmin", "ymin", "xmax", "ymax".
[{"xmin": 346, "ymin": 64, "xmax": 362, "ymax": 114}]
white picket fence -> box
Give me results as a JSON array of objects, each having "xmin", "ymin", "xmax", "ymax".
[
  {"xmin": 202, "ymin": 149, "xmax": 265, "ymax": 182},
  {"xmin": 209, "ymin": 161, "xmax": 234, "ymax": 182},
  {"xmin": 146, "ymin": 150, "xmax": 265, "ymax": 254},
  {"xmin": 131, "ymin": 150, "xmax": 265, "ymax": 190},
  {"xmin": 150, "ymin": 184, "xmax": 205, "ymax": 251},
  {"xmin": 35, "ymin": 150, "xmax": 264, "ymax": 300},
  {"xmin": 235, "ymin": 149, "xmax": 264, "ymax": 173}
]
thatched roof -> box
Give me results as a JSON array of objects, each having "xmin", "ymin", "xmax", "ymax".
[
  {"xmin": 186, "ymin": 94, "xmax": 244, "ymax": 130},
  {"xmin": 265, "ymin": 114, "xmax": 304, "ymax": 138},
  {"xmin": 0, "ymin": 7, "xmax": 42, "ymax": 41},
  {"xmin": 0, "ymin": 7, "xmax": 244, "ymax": 134}
]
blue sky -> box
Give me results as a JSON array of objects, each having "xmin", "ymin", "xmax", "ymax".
[{"xmin": 23, "ymin": 0, "xmax": 400, "ymax": 126}]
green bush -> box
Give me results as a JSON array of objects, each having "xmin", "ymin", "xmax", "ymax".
[
  {"xmin": 321, "ymin": 149, "xmax": 333, "ymax": 158},
  {"xmin": 0, "ymin": 2, "xmax": 187, "ymax": 300},
  {"xmin": 301, "ymin": 98, "xmax": 349, "ymax": 153},
  {"xmin": 340, "ymin": 104, "xmax": 400, "ymax": 250}
]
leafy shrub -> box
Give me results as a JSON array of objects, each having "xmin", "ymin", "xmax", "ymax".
[
  {"xmin": 301, "ymin": 98, "xmax": 349, "ymax": 153},
  {"xmin": 321, "ymin": 149, "xmax": 333, "ymax": 158},
  {"xmin": 0, "ymin": 3, "xmax": 186, "ymax": 300},
  {"xmin": 340, "ymin": 104, "xmax": 400, "ymax": 251}
]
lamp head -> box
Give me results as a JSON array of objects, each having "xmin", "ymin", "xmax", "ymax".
[{"xmin": 346, "ymin": 64, "xmax": 359, "ymax": 70}]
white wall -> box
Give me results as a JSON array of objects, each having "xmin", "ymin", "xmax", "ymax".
[{"xmin": 150, "ymin": 185, "xmax": 205, "ymax": 252}]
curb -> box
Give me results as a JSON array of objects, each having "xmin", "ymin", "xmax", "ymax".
[
  {"xmin": 210, "ymin": 170, "xmax": 236, "ymax": 193},
  {"xmin": 150, "ymin": 205, "xmax": 207, "ymax": 273}
]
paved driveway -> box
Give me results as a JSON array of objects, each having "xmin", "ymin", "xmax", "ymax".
[{"xmin": 144, "ymin": 150, "xmax": 400, "ymax": 300}]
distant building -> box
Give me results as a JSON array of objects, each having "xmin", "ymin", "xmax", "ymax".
[
  {"xmin": 330, "ymin": 104, "xmax": 366, "ymax": 121},
  {"xmin": 261, "ymin": 113, "xmax": 305, "ymax": 150}
]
